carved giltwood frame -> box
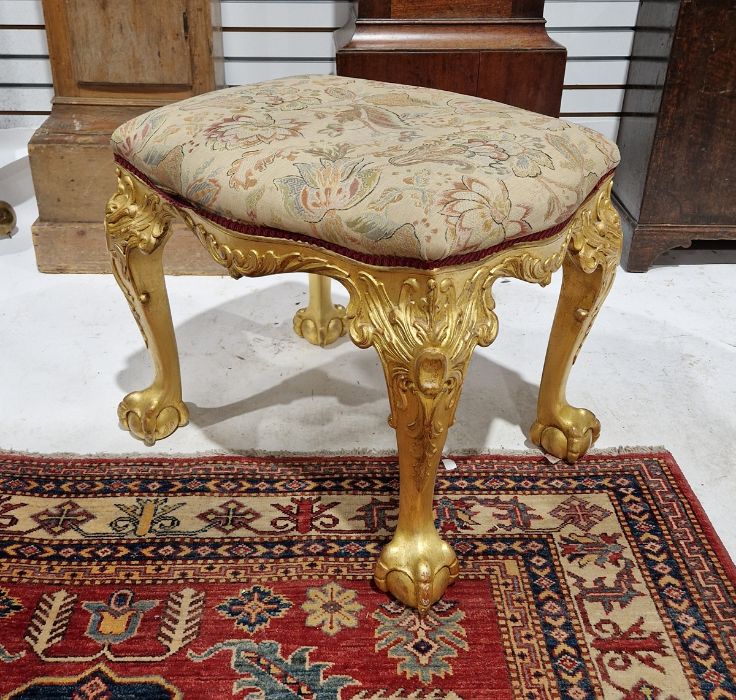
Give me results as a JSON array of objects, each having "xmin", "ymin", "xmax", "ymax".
[{"xmin": 104, "ymin": 166, "xmax": 623, "ymax": 614}]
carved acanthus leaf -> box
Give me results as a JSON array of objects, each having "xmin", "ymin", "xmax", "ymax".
[
  {"xmin": 569, "ymin": 180, "xmax": 622, "ymax": 274},
  {"xmin": 564, "ymin": 179, "xmax": 623, "ymax": 363},
  {"xmin": 105, "ymin": 170, "xmax": 176, "ymax": 266}
]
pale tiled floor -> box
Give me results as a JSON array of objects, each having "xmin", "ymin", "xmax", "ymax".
[{"xmin": 1, "ymin": 128, "xmax": 735, "ymax": 558}]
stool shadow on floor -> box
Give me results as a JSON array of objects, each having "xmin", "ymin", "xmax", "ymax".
[{"xmin": 116, "ymin": 279, "xmax": 540, "ymax": 454}]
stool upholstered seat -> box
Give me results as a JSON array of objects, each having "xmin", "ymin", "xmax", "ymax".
[
  {"xmin": 104, "ymin": 74, "xmax": 624, "ymax": 616},
  {"xmin": 111, "ymin": 75, "xmax": 619, "ymax": 266}
]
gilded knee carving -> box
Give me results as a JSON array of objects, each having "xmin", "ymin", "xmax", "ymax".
[{"xmin": 105, "ymin": 169, "xmax": 176, "ymax": 343}]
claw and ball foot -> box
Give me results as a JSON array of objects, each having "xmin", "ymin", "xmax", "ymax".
[
  {"xmin": 118, "ymin": 390, "xmax": 189, "ymax": 446},
  {"xmin": 294, "ymin": 274, "xmax": 348, "ymax": 346},
  {"xmin": 105, "ymin": 170, "xmax": 188, "ymax": 446},
  {"xmin": 375, "ymin": 533, "xmax": 460, "ymax": 614},
  {"xmin": 531, "ymin": 182, "xmax": 622, "ymax": 463},
  {"xmin": 531, "ymin": 406, "xmax": 600, "ymax": 463}
]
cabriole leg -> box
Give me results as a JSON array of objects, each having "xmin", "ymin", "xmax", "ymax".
[
  {"xmin": 531, "ymin": 181, "xmax": 623, "ymax": 462},
  {"xmin": 105, "ymin": 169, "xmax": 188, "ymax": 446},
  {"xmin": 293, "ymin": 273, "xmax": 348, "ymax": 346},
  {"xmin": 348, "ymin": 268, "xmax": 498, "ymax": 613}
]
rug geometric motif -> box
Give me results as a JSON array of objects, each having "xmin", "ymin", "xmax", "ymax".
[{"xmin": 0, "ymin": 451, "xmax": 734, "ymax": 699}]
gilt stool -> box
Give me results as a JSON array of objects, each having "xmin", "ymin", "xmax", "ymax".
[{"xmin": 105, "ymin": 75, "xmax": 622, "ymax": 615}]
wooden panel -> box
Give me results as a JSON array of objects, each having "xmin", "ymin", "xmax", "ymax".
[
  {"xmin": 32, "ymin": 221, "xmax": 225, "ymax": 274},
  {"xmin": 337, "ymin": 2, "xmax": 565, "ymax": 116},
  {"xmin": 69, "ymin": 1, "xmax": 192, "ymax": 88},
  {"xmin": 383, "ymin": 0, "xmax": 513, "ymax": 19},
  {"xmin": 30, "ymin": 142, "xmax": 119, "ymax": 222},
  {"xmin": 358, "ymin": 0, "xmax": 544, "ymax": 19},
  {"xmin": 615, "ymin": 0, "xmax": 736, "ymax": 271},
  {"xmin": 40, "ymin": 0, "xmax": 221, "ymax": 99},
  {"xmin": 338, "ymin": 51, "xmax": 480, "ymax": 97},
  {"xmin": 641, "ymin": 1, "xmax": 736, "ymax": 226},
  {"xmin": 477, "ymin": 51, "xmax": 566, "ymax": 115}
]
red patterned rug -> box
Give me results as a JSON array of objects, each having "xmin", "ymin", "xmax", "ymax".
[{"xmin": 0, "ymin": 451, "xmax": 734, "ymax": 699}]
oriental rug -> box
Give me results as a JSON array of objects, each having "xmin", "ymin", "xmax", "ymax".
[{"xmin": 0, "ymin": 451, "xmax": 733, "ymax": 699}]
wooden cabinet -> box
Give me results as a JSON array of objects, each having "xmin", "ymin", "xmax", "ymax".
[
  {"xmin": 29, "ymin": 0, "xmax": 224, "ymax": 273},
  {"xmin": 614, "ymin": 0, "xmax": 736, "ymax": 272},
  {"xmin": 337, "ymin": 0, "xmax": 565, "ymax": 117}
]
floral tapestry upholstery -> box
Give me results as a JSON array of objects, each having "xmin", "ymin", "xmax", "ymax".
[{"xmin": 112, "ymin": 75, "xmax": 620, "ymax": 264}]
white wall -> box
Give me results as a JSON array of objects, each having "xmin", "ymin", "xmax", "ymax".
[{"xmin": 0, "ymin": 0, "xmax": 636, "ymax": 138}]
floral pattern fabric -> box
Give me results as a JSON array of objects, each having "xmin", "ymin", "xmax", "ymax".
[{"xmin": 112, "ymin": 75, "xmax": 620, "ymax": 262}]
